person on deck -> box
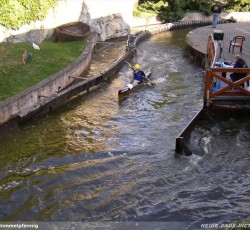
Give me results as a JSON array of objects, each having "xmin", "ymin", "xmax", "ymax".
[
  {"xmin": 130, "ymin": 64, "xmax": 146, "ymax": 86},
  {"xmin": 230, "ymin": 54, "xmax": 249, "ymax": 88},
  {"xmin": 211, "ymin": 1, "xmax": 222, "ymax": 28}
]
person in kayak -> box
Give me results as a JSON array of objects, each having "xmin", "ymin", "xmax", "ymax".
[
  {"xmin": 131, "ymin": 64, "xmax": 154, "ymax": 86},
  {"xmin": 131, "ymin": 64, "xmax": 146, "ymax": 86}
]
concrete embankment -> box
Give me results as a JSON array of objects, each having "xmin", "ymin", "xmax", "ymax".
[{"xmin": 0, "ymin": 34, "xmax": 97, "ymax": 126}]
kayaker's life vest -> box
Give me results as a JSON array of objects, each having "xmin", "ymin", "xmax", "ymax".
[{"xmin": 133, "ymin": 70, "xmax": 146, "ymax": 82}]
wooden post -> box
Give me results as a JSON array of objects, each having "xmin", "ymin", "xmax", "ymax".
[
  {"xmin": 175, "ymin": 137, "xmax": 184, "ymax": 154},
  {"xmin": 69, "ymin": 76, "xmax": 87, "ymax": 80}
]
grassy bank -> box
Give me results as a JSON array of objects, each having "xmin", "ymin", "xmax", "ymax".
[{"xmin": 0, "ymin": 39, "xmax": 87, "ymax": 101}]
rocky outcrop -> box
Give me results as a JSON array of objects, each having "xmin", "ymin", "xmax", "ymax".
[{"xmin": 90, "ymin": 14, "xmax": 130, "ymax": 41}]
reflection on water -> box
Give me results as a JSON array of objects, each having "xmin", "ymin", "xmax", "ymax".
[{"xmin": 0, "ymin": 28, "xmax": 249, "ymax": 229}]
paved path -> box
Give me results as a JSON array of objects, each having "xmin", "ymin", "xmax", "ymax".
[{"xmin": 186, "ymin": 22, "xmax": 250, "ymax": 64}]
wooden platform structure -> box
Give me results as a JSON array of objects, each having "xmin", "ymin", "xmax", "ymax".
[
  {"xmin": 176, "ymin": 22, "xmax": 250, "ymax": 154},
  {"xmin": 204, "ymin": 33, "xmax": 250, "ymax": 110},
  {"xmin": 186, "ymin": 22, "xmax": 250, "ymax": 109},
  {"xmin": 187, "ymin": 22, "xmax": 250, "ymax": 109}
]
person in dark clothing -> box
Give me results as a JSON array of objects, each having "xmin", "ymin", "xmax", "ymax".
[
  {"xmin": 230, "ymin": 54, "xmax": 249, "ymax": 87},
  {"xmin": 211, "ymin": 2, "xmax": 222, "ymax": 28}
]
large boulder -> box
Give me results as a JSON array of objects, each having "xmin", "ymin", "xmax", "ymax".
[{"xmin": 90, "ymin": 14, "xmax": 130, "ymax": 41}]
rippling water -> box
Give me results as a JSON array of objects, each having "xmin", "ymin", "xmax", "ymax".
[{"xmin": 0, "ymin": 28, "xmax": 249, "ymax": 229}]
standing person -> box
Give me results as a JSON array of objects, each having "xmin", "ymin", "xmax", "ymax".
[
  {"xmin": 211, "ymin": 1, "xmax": 222, "ymax": 28},
  {"xmin": 230, "ymin": 54, "xmax": 249, "ymax": 87},
  {"xmin": 22, "ymin": 49, "xmax": 28, "ymax": 65}
]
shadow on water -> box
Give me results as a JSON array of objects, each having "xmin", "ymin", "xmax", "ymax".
[{"xmin": 0, "ymin": 28, "xmax": 249, "ymax": 229}]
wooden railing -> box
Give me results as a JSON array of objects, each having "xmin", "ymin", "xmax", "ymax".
[
  {"xmin": 204, "ymin": 34, "xmax": 250, "ymax": 107},
  {"xmin": 205, "ymin": 68, "xmax": 250, "ymax": 101},
  {"xmin": 205, "ymin": 34, "xmax": 216, "ymax": 69},
  {"xmin": 176, "ymin": 31, "xmax": 250, "ymax": 154}
]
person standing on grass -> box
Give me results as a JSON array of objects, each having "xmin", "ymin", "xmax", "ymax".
[
  {"xmin": 22, "ymin": 49, "xmax": 28, "ymax": 65},
  {"xmin": 211, "ymin": 1, "xmax": 222, "ymax": 28}
]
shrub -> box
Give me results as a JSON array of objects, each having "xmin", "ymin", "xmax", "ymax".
[
  {"xmin": 0, "ymin": 0, "xmax": 59, "ymax": 29},
  {"xmin": 134, "ymin": 0, "xmax": 250, "ymax": 22}
]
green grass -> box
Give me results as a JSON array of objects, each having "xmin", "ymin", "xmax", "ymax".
[{"xmin": 0, "ymin": 39, "xmax": 87, "ymax": 101}]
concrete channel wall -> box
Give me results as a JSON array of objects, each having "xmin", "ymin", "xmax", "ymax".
[
  {"xmin": 0, "ymin": 19, "xmax": 238, "ymax": 126},
  {"xmin": 18, "ymin": 32, "xmax": 149, "ymax": 123},
  {"xmin": 0, "ymin": 34, "xmax": 97, "ymax": 126}
]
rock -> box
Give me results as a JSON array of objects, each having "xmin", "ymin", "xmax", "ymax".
[{"xmin": 91, "ymin": 14, "xmax": 130, "ymax": 41}]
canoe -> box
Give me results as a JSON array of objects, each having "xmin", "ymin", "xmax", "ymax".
[
  {"xmin": 52, "ymin": 21, "xmax": 91, "ymax": 42},
  {"xmin": 118, "ymin": 67, "xmax": 153, "ymax": 100}
]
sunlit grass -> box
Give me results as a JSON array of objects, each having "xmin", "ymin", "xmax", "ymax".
[{"xmin": 0, "ymin": 39, "xmax": 87, "ymax": 101}]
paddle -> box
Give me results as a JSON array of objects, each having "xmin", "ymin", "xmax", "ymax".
[
  {"xmin": 143, "ymin": 75, "xmax": 155, "ymax": 86},
  {"xmin": 124, "ymin": 61, "xmax": 133, "ymax": 69},
  {"xmin": 124, "ymin": 61, "xmax": 155, "ymax": 85}
]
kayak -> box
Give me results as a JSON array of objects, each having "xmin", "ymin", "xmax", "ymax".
[{"xmin": 118, "ymin": 67, "xmax": 153, "ymax": 100}]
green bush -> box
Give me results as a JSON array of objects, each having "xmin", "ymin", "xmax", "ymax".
[
  {"xmin": 0, "ymin": 0, "xmax": 59, "ymax": 29},
  {"xmin": 182, "ymin": 0, "xmax": 211, "ymax": 16},
  {"xmin": 224, "ymin": 0, "xmax": 250, "ymax": 12},
  {"xmin": 133, "ymin": 0, "xmax": 183, "ymax": 22},
  {"xmin": 134, "ymin": 0, "xmax": 250, "ymax": 23},
  {"xmin": 133, "ymin": 1, "xmax": 160, "ymax": 19}
]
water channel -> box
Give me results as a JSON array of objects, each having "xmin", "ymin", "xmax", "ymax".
[{"xmin": 0, "ymin": 28, "xmax": 249, "ymax": 229}]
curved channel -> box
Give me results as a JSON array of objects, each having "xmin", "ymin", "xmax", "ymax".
[{"xmin": 0, "ymin": 28, "xmax": 249, "ymax": 229}]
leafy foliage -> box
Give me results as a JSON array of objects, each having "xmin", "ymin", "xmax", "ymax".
[
  {"xmin": 224, "ymin": 0, "xmax": 250, "ymax": 11},
  {"xmin": 134, "ymin": 0, "xmax": 250, "ymax": 22},
  {"xmin": 0, "ymin": 0, "xmax": 59, "ymax": 29},
  {"xmin": 182, "ymin": 0, "xmax": 211, "ymax": 15},
  {"xmin": 134, "ymin": 0, "xmax": 184, "ymax": 22}
]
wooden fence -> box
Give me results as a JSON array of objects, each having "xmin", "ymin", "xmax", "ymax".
[{"xmin": 204, "ymin": 34, "xmax": 250, "ymax": 109}]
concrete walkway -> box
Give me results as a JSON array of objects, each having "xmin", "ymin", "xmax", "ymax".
[{"xmin": 186, "ymin": 22, "xmax": 250, "ymax": 64}]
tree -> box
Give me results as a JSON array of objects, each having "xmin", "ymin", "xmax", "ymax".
[
  {"xmin": 224, "ymin": 0, "xmax": 250, "ymax": 11},
  {"xmin": 0, "ymin": 0, "xmax": 59, "ymax": 29}
]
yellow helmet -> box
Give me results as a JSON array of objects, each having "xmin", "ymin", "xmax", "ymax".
[{"xmin": 134, "ymin": 64, "xmax": 140, "ymax": 70}]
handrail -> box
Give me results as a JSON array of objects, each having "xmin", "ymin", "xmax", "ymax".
[
  {"xmin": 205, "ymin": 34, "xmax": 216, "ymax": 70},
  {"xmin": 205, "ymin": 69, "xmax": 250, "ymax": 100},
  {"xmin": 204, "ymin": 34, "xmax": 250, "ymax": 107}
]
